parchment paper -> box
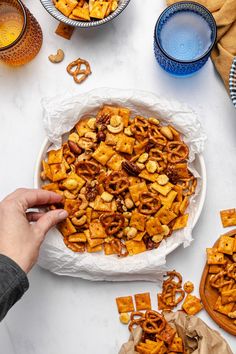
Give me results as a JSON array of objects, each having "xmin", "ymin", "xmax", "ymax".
[
  {"xmin": 119, "ymin": 311, "xmax": 233, "ymax": 354},
  {"xmin": 37, "ymin": 88, "xmax": 206, "ymax": 281}
]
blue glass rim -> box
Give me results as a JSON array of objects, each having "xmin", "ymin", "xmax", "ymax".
[{"xmin": 154, "ymin": 1, "xmax": 217, "ymax": 64}]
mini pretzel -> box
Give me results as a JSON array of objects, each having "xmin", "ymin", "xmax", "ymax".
[
  {"xmin": 138, "ymin": 192, "xmax": 161, "ymax": 215},
  {"xmin": 131, "ymin": 311, "xmax": 145, "ymax": 321},
  {"xmin": 227, "ymin": 264, "xmax": 236, "ymax": 280},
  {"xmin": 76, "ymin": 160, "xmax": 100, "ymax": 177},
  {"xmin": 149, "ymin": 125, "xmax": 167, "ymax": 147},
  {"xmin": 100, "ymin": 212, "xmax": 125, "ymax": 235},
  {"xmin": 105, "ymin": 171, "xmax": 129, "ymax": 195},
  {"xmin": 110, "ymin": 238, "xmax": 128, "ymax": 257},
  {"xmin": 149, "ymin": 148, "xmax": 167, "ymax": 162},
  {"xmin": 142, "ymin": 311, "xmax": 166, "ymax": 334},
  {"xmin": 162, "ymin": 288, "xmax": 185, "ymax": 307},
  {"xmin": 163, "ymin": 270, "xmax": 183, "ymax": 288},
  {"xmin": 66, "ymin": 58, "xmax": 91, "ymax": 84},
  {"xmin": 209, "ymin": 271, "xmax": 233, "ymax": 289},
  {"xmin": 166, "ymin": 141, "xmax": 189, "ymax": 163},
  {"xmin": 130, "ymin": 116, "xmax": 149, "ymax": 139},
  {"xmin": 129, "ymin": 318, "xmax": 145, "ymax": 332}
]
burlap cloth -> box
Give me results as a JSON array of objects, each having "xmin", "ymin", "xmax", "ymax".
[
  {"xmin": 166, "ymin": 0, "xmax": 236, "ymax": 94},
  {"xmin": 119, "ymin": 311, "xmax": 233, "ymax": 354}
]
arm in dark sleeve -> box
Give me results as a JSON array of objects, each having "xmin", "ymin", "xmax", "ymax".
[{"xmin": 0, "ymin": 254, "xmax": 29, "ymax": 321}]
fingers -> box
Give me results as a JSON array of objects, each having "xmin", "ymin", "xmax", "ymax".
[
  {"xmin": 5, "ymin": 188, "xmax": 63, "ymax": 211},
  {"xmin": 33, "ymin": 209, "xmax": 68, "ymax": 240},
  {"xmin": 26, "ymin": 211, "xmax": 45, "ymax": 222}
]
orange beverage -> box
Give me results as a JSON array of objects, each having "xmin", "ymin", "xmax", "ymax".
[{"xmin": 0, "ymin": 0, "xmax": 43, "ymax": 66}]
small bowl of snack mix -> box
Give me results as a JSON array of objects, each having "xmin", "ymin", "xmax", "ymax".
[{"xmin": 40, "ymin": 0, "xmax": 131, "ymax": 28}]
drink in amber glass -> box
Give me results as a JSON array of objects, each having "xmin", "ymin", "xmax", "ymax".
[{"xmin": 0, "ymin": 0, "xmax": 43, "ymax": 66}]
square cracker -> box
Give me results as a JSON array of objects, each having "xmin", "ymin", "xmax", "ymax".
[
  {"xmin": 172, "ymin": 214, "xmax": 189, "ymax": 230},
  {"xmin": 92, "ymin": 142, "xmax": 115, "ymax": 165},
  {"xmin": 105, "ymin": 132, "xmax": 120, "ymax": 146},
  {"xmin": 68, "ymin": 233, "xmax": 87, "ymax": 243},
  {"xmin": 139, "ymin": 170, "xmax": 158, "ymax": 182},
  {"xmin": 159, "ymin": 323, "xmax": 176, "ymax": 346},
  {"xmin": 90, "ymin": 1, "xmax": 109, "ymax": 19},
  {"xmin": 182, "ymin": 294, "xmax": 203, "ymax": 316},
  {"xmin": 48, "ymin": 148, "xmax": 63, "ymax": 164},
  {"xmin": 42, "ymin": 182, "xmax": 59, "ymax": 191},
  {"xmin": 116, "ymin": 134, "xmax": 135, "ymax": 155},
  {"xmin": 134, "ymin": 293, "xmax": 151, "ymax": 311},
  {"xmin": 125, "ymin": 240, "xmax": 146, "ymax": 255},
  {"xmin": 206, "ymin": 248, "xmax": 225, "ymax": 265},
  {"xmin": 87, "ymin": 244, "xmax": 103, "ymax": 253},
  {"xmin": 130, "ymin": 210, "xmax": 146, "ymax": 231},
  {"xmin": 155, "ymin": 206, "xmax": 177, "ymax": 225},
  {"xmin": 119, "ymin": 107, "xmax": 130, "ymax": 127},
  {"xmin": 159, "ymin": 190, "xmax": 178, "ymax": 209},
  {"xmin": 64, "ymin": 199, "xmax": 81, "ymax": 216},
  {"xmin": 106, "ymin": 153, "xmax": 124, "ymax": 171},
  {"xmin": 220, "ymin": 208, "xmax": 236, "ymax": 227},
  {"xmin": 93, "ymin": 195, "xmax": 117, "ymax": 212},
  {"xmin": 59, "ymin": 218, "xmax": 76, "ymax": 237},
  {"xmin": 85, "ymin": 230, "xmax": 104, "ymax": 248},
  {"xmin": 214, "ymin": 296, "xmax": 235, "ymax": 315},
  {"xmin": 116, "ymin": 296, "xmax": 134, "ymax": 313},
  {"xmin": 221, "ymin": 289, "xmax": 236, "ymax": 305},
  {"xmin": 70, "ymin": 6, "xmax": 90, "ymax": 20},
  {"xmin": 41, "ymin": 160, "xmax": 53, "ymax": 181},
  {"xmin": 217, "ymin": 235, "xmax": 235, "ymax": 255},
  {"xmin": 169, "ymin": 336, "xmax": 184, "ymax": 352},
  {"xmin": 89, "ymin": 220, "xmax": 106, "ymax": 239},
  {"xmin": 146, "ymin": 217, "xmax": 163, "ymax": 236},
  {"xmin": 75, "ymin": 118, "xmax": 91, "ymax": 137},
  {"xmin": 150, "ymin": 182, "xmax": 173, "ymax": 196},
  {"xmin": 129, "ymin": 182, "xmax": 148, "ymax": 204},
  {"xmin": 50, "ymin": 163, "xmax": 67, "ymax": 182},
  {"xmin": 55, "ymin": 0, "xmax": 78, "ymax": 17}
]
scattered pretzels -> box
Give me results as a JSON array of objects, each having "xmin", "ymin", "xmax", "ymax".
[
  {"xmin": 105, "ymin": 171, "xmax": 129, "ymax": 195},
  {"xmin": 66, "ymin": 58, "xmax": 91, "ymax": 84},
  {"xmin": 100, "ymin": 212, "xmax": 125, "ymax": 235},
  {"xmin": 76, "ymin": 160, "xmax": 100, "ymax": 177},
  {"xmin": 166, "ymin": 141, "xmax": 189, "ymax": 163},
  {"xmin": 138, "ymin": 192, "xmax": 161, "ymax": 215}
]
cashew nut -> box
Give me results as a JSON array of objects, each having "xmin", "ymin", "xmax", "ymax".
[
  {"xmin": 48, "ymin": 49, "xmax": 64, "ymax": 63},
  {"xmin": 160, "ymin": 126, "xmax": 173, "ymax": 140},
  {"xmin": 78, "ymin": 194, "xmax": 89, "ymax": 210},
  {"xmin": 71, "ymin": 215, "xmax": 87, "ymax": 226},
  {"xmin": 107, "ymin": 123, "xmax": 124, "ymax": 134}
]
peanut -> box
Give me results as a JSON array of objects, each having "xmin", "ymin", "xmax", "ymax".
[
  {"xmin": 101, "ymin": 191, "xmax": 114, "ymax": 202},
  {"xmin": 126, "ymin": 227, "xmax": 138, "ymax": 239},
  {"xmin": 78, "ymin": 137, "xmax": 94, "ymax": 150},
  {"xmin": 136, "ymin": 162, "xmax": 145, "ymax": 170},
  {"xmin": 138, "ymin": 153, "xmax": 149, "ymax": 163},
  {"xmin": 111, "ymin": 0, "xmax": 118, "ymax": 11},
  {"xmin": 110, "ymin": 115, "xmax": 122, "ymax": 127},
  {"xmin": 62, "ymin": 178, "xmax": 78, "ymax": 191},
  {"xmin": 87, "ymin": 117, "xmax": 96, "ymax": 130},
  {"xmin": 152, "ymin": 234, "xmax": 164, "ymax": 243},
  {"xmin": 162, "ymin": 225, "xmax": 170, "ymax": 236},
  {"xmin": 84, "ymin": 131, "xmax": 97, "ymax": 142},
  {"xmin": 119, "ymin": 312, "xmax": 130, "ymax": 325},
  {"xmin": 157, "ymin": 174, "xmax": 169, "ymax": 186},
  {"xmin": 160, "ymin": 126, "xmax": 173, "ymax": 140},
  {"xmin": 125, "ymin": 198, "xmax": 134, "ymax": 209},
  {"xmin": 146, "ymin": 160, "xmax": 157, "ymax": 173},
  {"xmin": 124, "ymin": 126, "xmax": 133, "ymax": 136},
  {"xmin": 148, "ymin": 117, "xmax": 160, "ymax": 125}
]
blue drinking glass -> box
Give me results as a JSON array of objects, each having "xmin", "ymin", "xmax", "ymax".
[{"xmin": 154, "ymin": 1, "xmax": 217, "ymax": 77}]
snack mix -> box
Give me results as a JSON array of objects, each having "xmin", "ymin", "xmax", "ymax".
[
  {"xmin": 116, "ymin": 270, "xmax": 202, "ymax": 353},
  {"xmin": 207, "ymin": 229, "xmax": 236, "ymax": 326},
  {"xmin": 40, "ymin": 105, "xmax": 197, "ymax": 256},
  {"xmin": 53, "ymin": 0, "xmax": 119, "ymax": 21}
]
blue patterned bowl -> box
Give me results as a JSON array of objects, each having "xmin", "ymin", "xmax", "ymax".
[
  {"xmin": 154, "ymin": 1, "xmax": 217, "ymax": 76},
  {"xmin": 40, "ymin": 0, "xmax": 131, "ymax": 28},
  {"xmin": 230, "ymin": 58, "xmax": 236, "ymax": 108}
]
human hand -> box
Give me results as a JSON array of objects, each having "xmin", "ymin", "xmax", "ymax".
[{"xmin": 0, "ymin": 188, "xmax": 68, "ymax": 273}]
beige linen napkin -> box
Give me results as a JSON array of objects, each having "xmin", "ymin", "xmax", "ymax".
[
  {"xmin": 166, "ymin": 0, "xmax": 236, "ymax": 93},
  {"xmin": 119, "ymin": 311, "xmax": 233, "ymax": 354}
]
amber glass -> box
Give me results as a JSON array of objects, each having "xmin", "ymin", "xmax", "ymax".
[{"xmin": 0, "ymin": 0, "xmax": 43, "ymax": 66}]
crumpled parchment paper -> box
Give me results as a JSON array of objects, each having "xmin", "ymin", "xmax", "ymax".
[
  {"xmin": 119, "ymin": 311, "xmax": 233, "ymax": 354},
  {"xmin": 36, "ymin": 88, "xmax": 206, "ymax": 281}
]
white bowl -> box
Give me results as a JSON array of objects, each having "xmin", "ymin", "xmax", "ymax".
[{"xmin": 34, "ymin": 90, "xmax": 206, "ymax": 281}]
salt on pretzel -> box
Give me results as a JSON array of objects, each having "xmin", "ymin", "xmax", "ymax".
[{"xmin": 66, "ymin": 58, "xmax": 91, "ymax": 84}]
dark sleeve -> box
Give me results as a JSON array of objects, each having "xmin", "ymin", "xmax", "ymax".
[{"xmin": 0, "ymin": 254, "xmax": 29, "ymax": 321}]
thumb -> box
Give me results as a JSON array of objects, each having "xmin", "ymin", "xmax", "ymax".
[{"xmin": 34, "ymin": 209, "xmax": 68, "ymax": 239}]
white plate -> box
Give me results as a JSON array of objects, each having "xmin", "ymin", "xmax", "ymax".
[{"xmin": 34, "ymin": 90, "xmax": 206, "ymax": 281}]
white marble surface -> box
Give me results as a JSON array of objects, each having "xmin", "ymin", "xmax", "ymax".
[{"xmin": 0, "ymin": 0, "xmax": 236, "ymax": 353}]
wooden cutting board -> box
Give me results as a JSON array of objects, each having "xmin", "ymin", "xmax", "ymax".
[{"xmin": 200, "ymin": 229, "xmax": 236, "ymax": 336}]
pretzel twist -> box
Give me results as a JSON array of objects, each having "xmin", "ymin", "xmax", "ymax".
[
  {"xmin": 105, "ymin": 171, "xmax": 129, "ymax": 195},
  {"xmin": 166, "ymin": 141, "xmax": 189, "ymax": 163},
  {"xmin": 67, "ymin": 58, "xmax": 91, "ymax": 84},
  {"xmin": 100, "ymin": 212, "xmax": 125, "ymax": 235},
  {"xmin": 138, "ymin": 192, "xmax": 161, "ymax": 215}
]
